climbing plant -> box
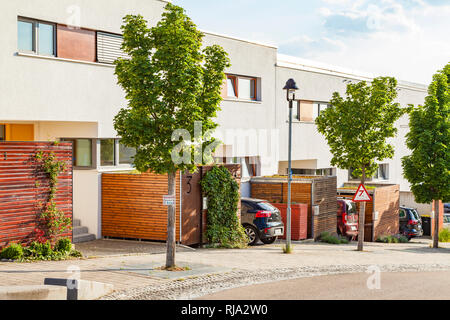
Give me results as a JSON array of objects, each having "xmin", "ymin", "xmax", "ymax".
[
  {"xmin": 35, "ymin": 151, "xmax": 71, "ymax": 238},
  {"xmin": 200, "ymin": 166, "xmax": 247, "ymax": 248}
]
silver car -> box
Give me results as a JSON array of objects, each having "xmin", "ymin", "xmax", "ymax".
[{"xmin": 444, "ymin": 214, "xmax": 450, "ymax": 230}]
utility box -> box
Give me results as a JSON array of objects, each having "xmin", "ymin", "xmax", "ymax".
[{"xmin": 271, "ymin": 203, "xmax": 308, "ymax": 241}]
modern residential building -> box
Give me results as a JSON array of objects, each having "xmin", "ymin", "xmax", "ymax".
[{"xmin": 0, "ymin": 0, "xmax": 431, "ymax": 241}]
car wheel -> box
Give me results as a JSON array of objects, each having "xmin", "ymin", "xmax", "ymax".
[
  {"xmin": 261, "ymin": 237, "xmax": 277, "ymax": 245},
  {"xmin": 244, "ymin": 225, "xmax": 259, "ymax": 246}
]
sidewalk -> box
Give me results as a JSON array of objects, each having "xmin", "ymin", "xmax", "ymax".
[{"xmin": 0, "ymin": 239, "xmax": 449, "ymax": 299}]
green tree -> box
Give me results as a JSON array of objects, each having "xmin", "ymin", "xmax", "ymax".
[
  {"xmin": 316, "ymin": 77, "xmax": 406, "ymax": 251},
  {"xmin": 402, "ymin": 63, "xmax": 450, "ymax": 248},
  {"xmin": 114, "ymin": 4, "xmax": 230, "ymax": 267}
]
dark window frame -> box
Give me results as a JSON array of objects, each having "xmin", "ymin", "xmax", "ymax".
[
  {"xmin": 17, "ymin": 17, "xmax": 56, "ymax": 57},
  {"xmin": 61, "ymin": 138, "xmax": 96, "ymax": 170}
]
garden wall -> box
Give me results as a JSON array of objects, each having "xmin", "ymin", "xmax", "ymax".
[{"xmin": 0, "ymin": 142, "xmax": 73, "ymax": 249}]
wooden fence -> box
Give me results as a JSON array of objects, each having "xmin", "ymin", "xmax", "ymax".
[
  {"xmin": 101, "ymin": 164, "xmax": 241, "ymax": 246},
  {"xmin": 0, "ymin": 142, "xmax": 73, "ymax": 248},
  {"xmin": 251, "ymin": 176, "xmax": 337, "ymax": 239}
]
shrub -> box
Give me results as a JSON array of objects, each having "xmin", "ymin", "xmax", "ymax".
[
  {"xmin": 0, "ymin": 243, "xmax": 24, "ymax": 260},
  {"xmin": 55, "ymin": 238, "xmax": 72, "ymax": 253},
  {"xmin": 439, "ymin": 229, "xmax": 450, "ymax": 243},
  {"xmin": 319, "ymin": 232, "xmax": 349, "ymax": 245},
  {"xmin": 24, "ymin": 241, "xmax": 54, "ymax": 259},
  {"xmin": 200, "ymin": 166, "xmax": 248, "ymax": 249},
  {"xmin": 376, "ymin": 234, "xmax": 409, "ymax": 243}
]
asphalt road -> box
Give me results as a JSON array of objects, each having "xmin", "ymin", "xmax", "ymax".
[{"xmin": 197, "ymin": 271, "xmax": 450, "ymax": 300}]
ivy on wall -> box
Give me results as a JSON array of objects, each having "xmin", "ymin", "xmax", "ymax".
[
  {"xmin": 35, "ymin": 150, "xmax": 72, "ymax": 239},
  {"xmin": 200, "ymin": 166, "xmax": 247, "ymax": 248}
]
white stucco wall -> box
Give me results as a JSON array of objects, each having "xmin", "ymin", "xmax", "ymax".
[{"xmin": 275, "ymin": 62, "xmax": 428, "ymax": 191}]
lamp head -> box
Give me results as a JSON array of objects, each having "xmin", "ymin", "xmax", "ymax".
[{"xmin": 283, "ymin": 79, "xmax": 299, "ymax": 101}]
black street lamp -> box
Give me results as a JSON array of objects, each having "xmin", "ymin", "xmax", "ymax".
[{"xmin": 283, "ymin": 78, "xmax": 299, "ymax": 252}]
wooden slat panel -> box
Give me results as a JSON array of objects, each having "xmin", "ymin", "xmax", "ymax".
[
  {"xmin": 101, "ymin": 172, "xmax": 181, "ymax": 242},
  {"xmin": 0, "ymin": 142, "xmax": 73, "ymax": 249}
]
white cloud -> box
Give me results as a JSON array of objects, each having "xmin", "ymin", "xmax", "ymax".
[{"xmin": 282, "ymin": 0, "xmax": 450, "ymax": 84}]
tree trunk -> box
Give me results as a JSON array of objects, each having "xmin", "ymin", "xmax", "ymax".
[
  {"xmin": 357, "ymin": 167, "xmax": 366, "ymax": 252},
  {"xmin": 166, "ymin": 171, "xmax": 176, "ymax": 268},
  {"xmin": 433, "ymin": 200, "xmax": 440, "ymax": 249}
]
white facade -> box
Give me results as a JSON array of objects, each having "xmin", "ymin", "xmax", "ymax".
[{"xmin": 0, "ymin": 0, "xmax": 431, "ymax": 238}]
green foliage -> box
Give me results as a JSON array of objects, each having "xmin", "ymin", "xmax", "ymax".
[
  {"xmin": 55, "ymin": 238, "xmax": 72, "ymax": 253},
  {"xmin": 21, "ymin": 240, "xmax": 81, "ymax": 261},
  {"xmin": 439, "ymin": 229, "xmax": 450, "ymax": 242},
  {"xmin": 319, "ymin": 232, "xmax": 350, "ymax": 244},
  {"xmin": 402, "ymin": 63, "xmax": 450, "ymax": 204},
  {"xmin": 376, "ymin": 234, "xmax": 409, "ymax": 243},
  {"xmin": 35, "ymin": 151, "xmax": 72, "ymax": 238},
  {"xmin": 0, "ymin": 243, "xmax": 24, "ymax": 260},
  {"xmin": 200, "ymin": 166, "xmax": 248, "ymax": 248},
  {"xmin": 316, "ymin": 77, "xmax": 406, "ymax": 179},
  {"xmin": 113, "ymin": 3, "xmax": 231, "ymax": 175}
]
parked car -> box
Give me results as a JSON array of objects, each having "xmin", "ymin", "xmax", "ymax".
[
  {"xmin": 399, "ymin": 206, "xmax": 424, "ymax": 240},
  {"xmin": 241, "ymin": 198, "xmax": 284, "ymax": 245},
  {"xmin": 444, "ymin": 203, "xmax": 450, "ymax": 214},
  {"xmin": 337, "ymin": 199, "xmax": 359, "ymax": 241},
  {"xmin": 444, "ymin": 214, "xmax": 450, "ymax": 230}
]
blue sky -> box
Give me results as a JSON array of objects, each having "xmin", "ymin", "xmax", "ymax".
[{"xmin": 172, "ymin": 0, "xmax": 450, "ymax": 84}]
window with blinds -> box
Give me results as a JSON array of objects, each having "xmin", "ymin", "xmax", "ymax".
[{"xmin": 96, "ymin": 32, "xmax": 128, "ymax": 64}]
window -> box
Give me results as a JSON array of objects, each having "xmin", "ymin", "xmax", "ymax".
[
  {"xmin": 227, "ymin": 76, "xmax": 237, "ymax": 98},
  {"xmin": 119, "ymin": 142, "xmax": 136, "ymax": 165},
  {"xmin": 399, "ymin": 208, "xmax": 407, "ymax": 219},
  {"xmin": 225, "ymin": 75, "xmax": 258, "ymax": 101},
  {"xmin": 313, "ymin": 102, "xmax": 329, "ymax": 120},
  {"xmin": 62, "ymin": 139, "xmax": 93, "ymax": 168},
  {"xmin": 97, "ymin": 32, "xmax": 128, "ymax": 64},
  {"xmin": 349, "ymin": 164, "xmax": 389, "ymax": 181},
  {"xmin": 291, "ymin": 168, "xmax": 335, "ymax": 176},
  {"xmin": 293, "ymin": 101, "xmax": 300, "ymax": 120},
  {"xmin": 0, "ymin": 125, "xmax": 5, "ymax": 141},
  {"xmin": 100, "ymin": 139, "xmax": 115, "ymax": 166},
  {"xmin": 18, "ymin": 18, "xmax": 55, "ymax": 56},
  {"xmin": 18, "ymin": 20, "xmax": 34, "ymax": 52}
]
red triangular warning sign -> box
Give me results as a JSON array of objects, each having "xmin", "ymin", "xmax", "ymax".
[{"xmin": 352, "ymin": 184, "xmax": 372, "ymax": 202}]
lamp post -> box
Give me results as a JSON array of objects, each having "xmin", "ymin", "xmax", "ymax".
[{"xmin": 283, "ymin": 79, "xmax": 299, "ymax": 252}]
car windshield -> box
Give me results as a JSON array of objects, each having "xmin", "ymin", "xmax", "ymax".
[{"xmin": 444, "ymin": 215, "xmax": 450, "ymax": 223}]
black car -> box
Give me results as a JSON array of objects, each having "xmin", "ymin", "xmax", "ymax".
[
  {"xmin": 399, "ymin": 206, "xmax": 424, "ymax": 240},
  {"xmin": 444, "ymin": 203, "xmax": 450, "ymax": 214},
  {"xmin": 241, "ymin": 198, "xmax": 284, "ymax": 245}
]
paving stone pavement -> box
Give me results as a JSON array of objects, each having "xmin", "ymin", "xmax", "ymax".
[{"xmin": 0, "ymin": 238, "xmax": 449, "ymax": 298}]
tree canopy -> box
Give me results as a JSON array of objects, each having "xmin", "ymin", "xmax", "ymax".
[
  {"xmin": 316, "ymin": 77, "xmax": 406, "ymax": 178},
  {"xmin": 402, "ymin": 63, "xmax": 450, "ymax": 204},
  {"xmin": 114, "ymin": 3, "xmax": 230, "ymax": 175}
]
